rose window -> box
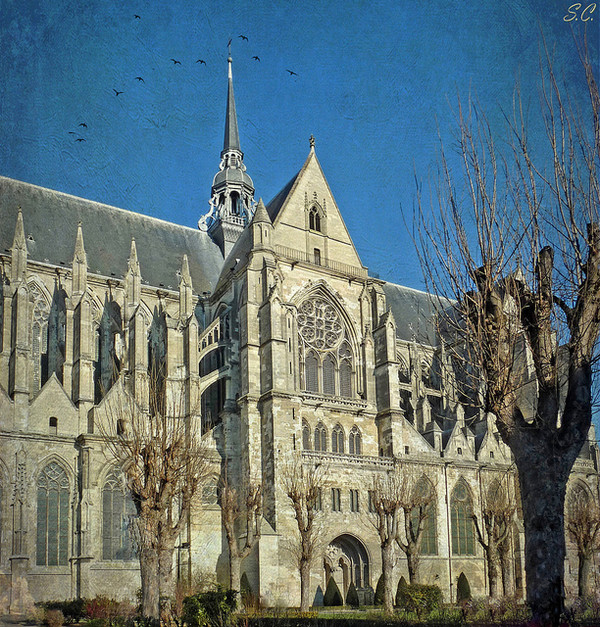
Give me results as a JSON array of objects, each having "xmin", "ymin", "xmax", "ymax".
[{"xmin": 297, "ymin": 298, "xmax": 343, "ymax": 351}]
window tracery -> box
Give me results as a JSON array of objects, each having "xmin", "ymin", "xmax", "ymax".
[
  {"xmin": 102, "ymin": 469, "xmax": 136, "ymax": 560},
  {"xmin": 36, "ymin": 462, "xmax": 69, "ymax": 566},
  {"xmin": 302, "ymin": 420, "xmax": 311, "ymax": 450},
  {"xmin": 314, "ymin": 422, "xmax": 327, "ymax": 452},
  {"xmin": 332, "ymin": 424, "xmax": 345, "ymax": 453},
  {"xmin": 349, "ymin": 425, "xmax": 361, "ymax": 455},
  {"xmin": 298, "ymin": 296, "xmax": 354, "ymax": 398},
  {"xmin": 451, "ymin": 480, "xmax": 475, "ymax": 555}
]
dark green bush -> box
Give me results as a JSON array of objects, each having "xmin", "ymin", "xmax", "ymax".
[
  {"xmin": 182, "ymin": 588, "xmax": 237, "ymax": 627},
  {"xmin": 345, "ymin": 581, "xmax": 359, "ymax": 608},
  {"xmin": 322, "ymin": 577, "xmax": 343, "ymax": 607},
  {"xmin": 36, "ymin": 599, "xmax": 86, "ymax": 624},
  {"xmin": 395, "ymin": 579, "xmax": 442, "ymax": 617},
  {"xmin": 373, "ymin": 575, "xmax": 384, "ymax": 606}
]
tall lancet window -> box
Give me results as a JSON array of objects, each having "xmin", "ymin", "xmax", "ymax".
[
  {"xmin": 95, "ymin": 299, "xmax": 122, "ymax": 402},
  {"xmin": 298, "ymin": 296, "xmax": 355, "ymax": 398},
  {"xmin": 29, "ymin": 283, "xmax": 50, "ymax": 392},
  {"xmin": 36, "ymin": 462, "xmax": 69, "ymax": 566},
  {"xmin": 309, "ymin": 206, "xmax": 321, "ymax": 232}
]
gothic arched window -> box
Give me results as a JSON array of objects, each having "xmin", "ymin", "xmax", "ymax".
[
  {"xmin": 349, "ymin": 425, "xmax": 362, "ymax": 455},
  {"xmin": 302, "ymin": 420, "xmax": 311, "ymax": 450},
  {"xmin": 451, "ymin": 480, "xmax": 475, "ymax": 555},
  {"xmin": 332, "ymin": 424, "xmax": 345, "ymax": 454},
  {"xmin": 36, "ymin": 462, "xmax": 69, "ymax": 566},
  {"xmin": 314, "ymin": 422, "xmax": 327, "ymax": 452},
  {"xmin": 309, "ymin": 206, "xmax": 321, "ymax": 232},
  {"xmin": 411, "ymin": 477, "xmax": 437, "ymax": 555},
  {"xmin": 30, "ymin": 284, "xmax": 50, "ymax": 392},
  {"xmin": 102, "ymin": 469, "xmax": 136, "ymax": 561},
  {"xmin": 298, "ymin": 298, "xmax": 355, "ymax": 399}
]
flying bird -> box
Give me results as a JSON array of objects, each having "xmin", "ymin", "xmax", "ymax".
[
  {"xmin": 113, "ymin": 89, "xmax": 123, "ymax": 96},
  {"xmin": 170, "ymin": 58, "xmax": 181, "ymax": 65},
  {"xmin": 79, "ymin": 122, "xmax": 87, "ymax": 128},
  {"xmin": 252, "ymin": 56, "xmax": 260, "ymax": 61},
  {"xmin": 286, "ymin": 69, "xmax": 298, "ymax": 76},
  {"xmin": 196, "ymin": 59, "xmax": 206, "ymax": 65},
  {"xmin": 75, "ymin": 138, "xmax": 86, "ymax": 142},
  {"xmin": 135, "ymin": 76, "xmax": 145, "ymax": 82},
  {"xmin": 68, "ymin": 131, "xmax": 76, "ymax": 135},
  {"xmin": 238, "ymin": 35, "xmax": 248, "ymax": 41},
  {"xmin": 134, "ymin": 14, "xmax": 141, "ymax": 19}
]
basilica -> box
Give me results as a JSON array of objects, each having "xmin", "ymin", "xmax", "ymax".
[{"xmin": 1, "ymin": 56, "xmax": 598, "ymax": 613}]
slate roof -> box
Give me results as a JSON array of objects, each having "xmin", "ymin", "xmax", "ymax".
[
  {"xmin": 0, "ymin": 176, "xmax": 224, "ymax": 293},
  {"xmin": 382, "ymin": 282, "xmax": 453, "ymax": 346},
  {"xmin": 265, "ymin": 172, "xmax": 299, "ymax": 222}
]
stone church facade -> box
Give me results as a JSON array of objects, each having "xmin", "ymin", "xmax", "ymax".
[{"xmin": 1, "ymin": 57, "xmax": 599, "ymax": 612}]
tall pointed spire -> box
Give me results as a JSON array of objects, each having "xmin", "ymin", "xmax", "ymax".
[
  {"xmin": 223, "ymin": 53, "xmax": 241, "ymax": 154},
  {"xmin": 199, "ymin": 51, "xmax": 256, "ymax": 258}
]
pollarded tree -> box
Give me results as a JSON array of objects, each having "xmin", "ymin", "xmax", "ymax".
[
  {"xmin": 566, "ymin": 483, "xmax": 600, "ymax": 597},
  {"xmin": 416, "ymin": 43, "xmax": 600, "ymax": 624},
  {"xmin": 395, "ymin": 474, "xmax": 437, "ymax": 585},
  {"xmin": 281, "ymin": 454, "xmax": 326, "ymax": 612},
  {"xmin": 97, "ymin": 363, "xmax": 211, "ymax": 621},
  {"xmin": 219, "ymin": 469, "xmax": 262, "ymax": 597},
  {"xmin": 472, "ymin": 476, "xmax": 515, "ymax": 598}
]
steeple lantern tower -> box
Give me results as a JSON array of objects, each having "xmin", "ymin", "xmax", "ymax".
[{"xmin": 200, "ymin": 51, "xmax": 255, "ymax": 258}]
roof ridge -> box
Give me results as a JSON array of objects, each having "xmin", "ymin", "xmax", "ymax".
[{"xmin": 0, "ymin": 175, "xmax": 203, "ymax": 235}]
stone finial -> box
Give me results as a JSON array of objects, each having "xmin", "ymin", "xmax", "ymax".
[
  {"xmin": 309, "ymin": 134, "xmax": 315, "ymax": 149},
  {"xmin": 180, "ymin": 254, "xmax": 192, "ymax": 287},
  {"xmin": 72, "ymin": 222, "xmax": 88, "ymax": 295},
  {"xmin": 11, "ymin": 208, "xmax": 28, "ymax": 282},
  {"xmin": 128, "ymin": 238, "xmax": 141, "ymax": 276},
  {"xmin": 179, "ymin": 254, "xmax": 194, "ymax": 319}
]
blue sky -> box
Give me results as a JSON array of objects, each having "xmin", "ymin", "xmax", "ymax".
[
  {"xmin": 2, "ymin": 0, "xmax": 596, "ymax": 288},
  {"xmin": 1, "ymin": 1, "xmax": 598, "ymax": 422}
]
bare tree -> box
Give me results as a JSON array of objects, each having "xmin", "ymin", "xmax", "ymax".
[
  {"xmin": 395, "ymin": 473, "xmax": 436, "ymax": 585},
  {"xmin": 219, "ymin": 469, "xmax": 262, "ymax": 598},
  {"xmin": 472, "ymin": 476, "xmax": 515, "ymax": 598},
  {"xmin": 97, "ymin": 366, "xmax": 211, "ymax": 621},
  {"xmin": 566, "ymin": 484, "xmax": 600, "ymax": 597},
  {"xmin": 370, "ymin": 470, "xmax": 404, "ymax": 613},
  {"xmin": 416, "ymin": 43, "xmax": 600, "ymax": 624},
  {"xmin": 281, "ymin": 455, "xmax": 325, "ymax": 612}
]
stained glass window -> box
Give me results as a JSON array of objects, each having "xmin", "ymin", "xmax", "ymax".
[
  {"xmin": 451, "ymin": 480, "xmax": 475, "ymax": 555},
  {"xmin": 37, "ymin": 462, "xmax": 69, "ymax": 566},
  {"xmin": 102, "ymin": 470, "xmax": 136, "ymax": 560}
]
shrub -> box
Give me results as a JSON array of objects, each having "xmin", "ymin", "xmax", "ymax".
[
  {"xmin": 322, "ymin": 578, "xmax": 343, "ymax": 607},
  {"xmin": 45, "ymin": 609, "xmax": 64, "ymax": 627},
  {"xmin": 239, "ymin": 573, "xmax": 259, "ymax": 610},
  {"xmin": 395, "ymin": 580, "xmax": 442, "ymax": 617},
  {"xmin": 345, "ymin": 581, "xmax": 359, "ymax": 608},
  {"xmin": 182, "ymin": 588, "xmax": 237, "ymax": 627},
  {"xmin": 37, "ymin": 599, "xmax": 86, "ymax": 624},
  {"xmin": 373, "ymin": 575, "xmax": 384, "ymax": 606}
]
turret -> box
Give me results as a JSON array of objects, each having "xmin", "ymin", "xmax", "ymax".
[{"xmin": 199, "ymin": 52, "xmax": 255, "ymax": 257}]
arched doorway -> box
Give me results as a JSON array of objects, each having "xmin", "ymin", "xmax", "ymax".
[{"xmin": 324, "ymin": 534, "xmax": 371, "ymax": 604}]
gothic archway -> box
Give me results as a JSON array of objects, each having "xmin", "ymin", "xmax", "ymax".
[{"xmin": 324, "ymin": 534, "xmax": 370, "ymax": 602}]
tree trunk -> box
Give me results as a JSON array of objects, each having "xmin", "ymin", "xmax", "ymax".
[
  {"xmin": 406, "ymin": 549, "xmax": 420, "ymax": 585},
  {"xmin": 486, "ymin": 547, "xmax": 500, "ymax": 599},
  {"xmin": 517, "ymin": 452, "xmax": 570, "ymax": 626},
  {"xmin": 381, "ymin": 542, "xmax": 395, "ymax": 613},
  {"xmin": 578, "ymin": 551, "xmax": 592, "ymax": 597},
  {"xmin": 158, "ymin": 545, "xmax": 175, "ymax": 623},
  {"xmin": 229, "ymin": 550, "xmax": 241, "ymax": 596},
  {"xmin": 299, "ymin": 557, "xmax": 311, "ymax": 611},
  {"xmin": 140, "ymin": 547, "xmax": 160, "ymax": 619}
]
